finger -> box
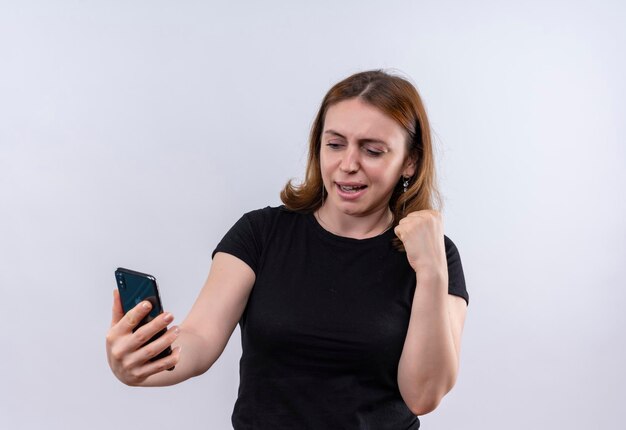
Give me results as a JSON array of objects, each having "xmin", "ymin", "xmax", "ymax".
[
  {"xmin": 398, "ymin": 215, "xmax": 419, "ymax": 224},
  {"xmin": 111, "ymin": 300, "xmax": 152, "ymax": 335},
  {"xmin": 398, "ymin": 217, "xmax": 409, "ymax": 225},
  {"xmin": 111, "ymin": 289, "xmax": 125, "ymax": 327},
  {"xmin": 128, "ymin": 312, "xmax": 175, "ymax": 351},
  {"xmin": 133, "ymin": 346, "xmax": 182, "ymax": 380},
  {"xmin": 128, "ymin": 325, "xmax": 180, "ymax": 367},
  {"xmin": 404, "ymin": 212, "xmax": 424, "ymax": 221}
]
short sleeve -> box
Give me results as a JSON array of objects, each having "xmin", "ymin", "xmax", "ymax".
[
  {"xmin": 211, "ymin": 212, "xmax": 263, "ymax": 275},
  {"xmin": 444, "ymin": 235, "xmax": 469, "ymax": 306}
]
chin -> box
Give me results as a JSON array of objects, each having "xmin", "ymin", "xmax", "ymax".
[{"xmin": 334, "ymin": 201, "xmax": 372, "ymax": 217}]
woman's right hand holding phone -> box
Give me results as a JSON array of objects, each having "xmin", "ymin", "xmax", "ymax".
[
  {"xmin": 106, "ymin": 253, "xmax": 257, "ymax": 387},
  {"xmin": 106, "ymin": 289, "xmax": 182, "ymax": 386}
]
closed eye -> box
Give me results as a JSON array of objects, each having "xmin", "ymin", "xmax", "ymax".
[
  {"xmin": 362, "ymin": 142, "xmax": 388, "ymax": 156},
  {"xmin": 364, "ymin": 147, "xmax": 384, "ymax": 157},
  {"xmin": 325, "ymin": 141, "xmax": 387, "ymax": 157},
  {"xmin": 326, "ymin": 142, "xmax": 344, "ymax": 150}
]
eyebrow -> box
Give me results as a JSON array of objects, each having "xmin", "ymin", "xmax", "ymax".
[{"xmin": 323, "ymin": 129, "xmax": 389, "ymax": 146}]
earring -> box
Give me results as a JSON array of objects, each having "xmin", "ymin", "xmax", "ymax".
[
  {"xmin": 402, "ymin": 176, "xmax": 410, "ymax": 212},
  {"xmin": 321, "ymin": 186, "xmax": 325, "ymax": 207},
  {"xmin": 403, "ymin": 176, "xmax": 409, "ymax": 193}
]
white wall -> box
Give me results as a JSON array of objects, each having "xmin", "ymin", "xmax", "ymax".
[{"xmin": 1, "ymin": 1, "xmax": 624, "ymax": 428}]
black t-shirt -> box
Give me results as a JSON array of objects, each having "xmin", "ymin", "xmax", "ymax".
[{"xmin": 212, "ymin": 205, "xmax": 469, "ymax": 429}]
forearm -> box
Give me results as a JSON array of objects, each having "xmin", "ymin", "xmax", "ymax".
[{"xmin": 397, "ymin": 270, "xmax": 458, "ymax": 414}]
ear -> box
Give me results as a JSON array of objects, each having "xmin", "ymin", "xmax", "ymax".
[{"xmin": 402, "ymin": 154, "xmax": 417, "ymax": 178}]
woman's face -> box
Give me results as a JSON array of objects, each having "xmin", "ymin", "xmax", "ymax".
[{"xmin": 320, "ymin": 98, "xmax": 415, "ymax": 217}]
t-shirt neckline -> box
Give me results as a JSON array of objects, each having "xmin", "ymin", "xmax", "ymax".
[{"xmin": 305, "ymin": 211, "xmax": 396, "ymax": 246}]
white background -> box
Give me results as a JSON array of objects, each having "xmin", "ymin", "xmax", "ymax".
[{"xmin": 1, "ymin": 1, "xmax": 624, "ymax": 429}]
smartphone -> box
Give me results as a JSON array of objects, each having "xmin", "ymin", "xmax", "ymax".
[{"xmin": 114, "ymin": 267, "xmax": 173, "ymax": 366}]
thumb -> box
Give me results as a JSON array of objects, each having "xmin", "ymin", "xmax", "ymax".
[
  {"xmin": 394, "ymin": 225, "xmax": 404, "ymax": 242},
  {"xmin": 111, "ymin": 289, "xmax": 125, "ymax": 327}
]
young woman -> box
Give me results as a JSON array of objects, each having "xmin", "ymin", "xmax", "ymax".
[{"xmin": 106, "ymin": 70, "xmax": 469, "ymax": 429}]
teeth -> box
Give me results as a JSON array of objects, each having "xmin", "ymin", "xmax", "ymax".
[{"xmin": 340, "ymin": 185, "xmax": 363, "ymax": 192}]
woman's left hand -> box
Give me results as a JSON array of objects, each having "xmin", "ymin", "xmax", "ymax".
[{"xmin": 394, "ymin": 210, "xmax": 447, "ymax": 276}]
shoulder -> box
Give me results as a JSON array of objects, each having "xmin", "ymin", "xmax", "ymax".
[
  {"xmin": 213, "ymin": 206, "xmax": 301, "ymax": 270},
  {"xmin": 239, "ymin": 205, "xmax": 305, "ymax": 235},
  {"xmin": 242, "ymin": 204, "xmax": 293, "ymax": 218},
  {"xmin": 241, "ymin": 205, "xmax": 299, "ymax": 225}
]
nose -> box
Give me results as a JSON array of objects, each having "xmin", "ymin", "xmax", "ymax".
[{"xmin": 339, "ymin": 144, "xmax": 360, "ymax": 173}]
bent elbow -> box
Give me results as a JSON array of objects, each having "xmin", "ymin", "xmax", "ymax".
[
  {"xmin": 399, "ymin": 371, "xmax": 456, "ymax": 416},
  {"xmin": 407, "ymin": 395, "xmax": 442, "ymax": 416}
]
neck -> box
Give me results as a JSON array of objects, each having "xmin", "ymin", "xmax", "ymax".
[{"xmin": 315, "ymin": 204, "xmax": 394, "ymax": 239}]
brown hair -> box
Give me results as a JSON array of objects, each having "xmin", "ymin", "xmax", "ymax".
[{"xmin": 280, "ymin": 69, "xmax": 443, "ymax": 251}]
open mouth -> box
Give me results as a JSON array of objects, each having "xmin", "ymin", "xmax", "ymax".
[{"xmin": 335, "ymin": 183, "xmax": 368, "ymax": 195}]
